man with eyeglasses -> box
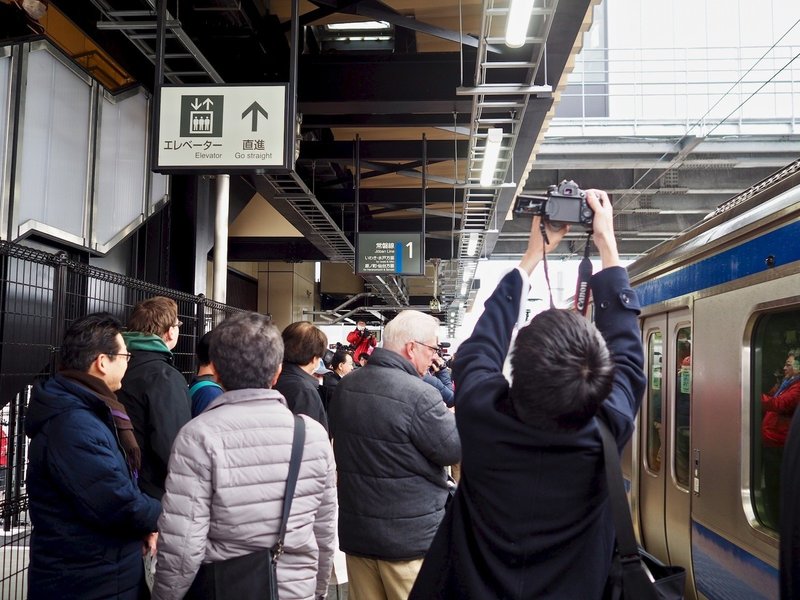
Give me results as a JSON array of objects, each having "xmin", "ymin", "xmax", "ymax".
[
  {"xmin": 26, "ymin": 312, "xmax": 161, "ymax": 600},
  {"xmin": 117, "ymin": 296, "xmax": 191, "ymax": 500},
  {"xmin": 329, "ymin": 310, "xmax": 461, "ymax": 600}
]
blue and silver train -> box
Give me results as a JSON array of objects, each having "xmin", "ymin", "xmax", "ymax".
[{"xmin": 625, "ymin": 159, "xmax": 800, "ymax": 599}]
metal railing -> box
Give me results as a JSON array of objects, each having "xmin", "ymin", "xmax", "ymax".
[
  {"xmin": 554, "ymin": 45, "xmax": 800, "ymax": 133},
  {"xmin": 0, "ymin": 240, "xmax": 245, "ymax": 598}
]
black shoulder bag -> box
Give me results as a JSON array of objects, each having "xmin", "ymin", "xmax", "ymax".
[
  {"xmin": 186, "ymin": 415, "xmax": 306, "ymax": 600},
  {"xmin": 598, "ymin": 418, "xmax": 686, "ymax": 600}
]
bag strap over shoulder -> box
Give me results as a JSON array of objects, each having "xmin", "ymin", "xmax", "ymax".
[
  {"xmin": 272, "ymin": 415, "xmax": 305, "ymax": 560},
  {"xmin": 597, "ymin": 417, "xmax": 660, "ymax": 600}
]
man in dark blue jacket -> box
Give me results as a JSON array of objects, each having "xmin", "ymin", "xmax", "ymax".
[
  {"xmin": 26, "ymin": 313, "xmax": 161, "ymax": 600},
  {"xmin": 410, "ymin": 189, "xmax": 646, "ymax": 599}
]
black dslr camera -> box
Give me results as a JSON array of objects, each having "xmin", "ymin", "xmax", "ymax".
[{"xmin": 514, "ymin": 180, "xmax": 593, "ymax": 229}]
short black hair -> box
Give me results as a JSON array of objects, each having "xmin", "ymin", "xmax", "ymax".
[
  {"xmin": 59, "ymin": 313, "xmax": 124, "ymax": 372},
  {"xmin": 282, "ymin": 321, "xmax": 327, "ymax": 365},
  {"xmin": 330, "ymin": 350, "xmax": 350, "ymax": 371},
  {"xmin": 358, "ymin": 352, "xmax": 370, "ymax": 362},
  {"xmin": 510, "ymin": 309, "xmax": 614, "ymax": 431},
  {"xmin": 196, "ymin": 331, "xmax": 213, "ymax": 366},
  {"xmin": 210, "ymin": 312, "xmax": 283, "ymax": 390}
]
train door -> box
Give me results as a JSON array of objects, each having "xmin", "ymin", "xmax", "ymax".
[
  {"xmin": 639, "ymin": 311, "xmax": 695, "ymax": 595},
  {"xmin": 664, "ymin": 313, "xmax": 693, "ymax": 593},
  {"xmin": 639, "ymin": 315, "xmax": 668, "ymax": 560}
]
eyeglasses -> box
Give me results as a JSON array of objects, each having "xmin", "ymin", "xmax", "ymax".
[
  {"xmin": 108, "ymin": 352, "xmax": 132, "ymax": 362},
  {"xmin": 172, "ymin": 320, "xmax": 183, "ymax": 328},
  {"xmin": 414, "ymin": 340, "xmax": 439, "ymax": 353}
]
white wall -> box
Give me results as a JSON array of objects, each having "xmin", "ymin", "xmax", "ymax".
[{"xmin": 583, "ymin": 0, "xmax": 800, "ymax": 123}]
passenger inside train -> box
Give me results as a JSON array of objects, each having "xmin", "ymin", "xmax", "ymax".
[{"xmin": 760, "ymin": 349, "xmax": 800, "ymax": 529}]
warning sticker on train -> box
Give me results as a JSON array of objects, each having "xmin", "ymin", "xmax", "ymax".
[{"xmin": 155, "ymin": 84, "xmax": 287, "ymax": 172}]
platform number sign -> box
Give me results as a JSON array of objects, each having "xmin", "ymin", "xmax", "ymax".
[{"xmin": 357, "ymin": 232, "xmax": 423, "ymax": 276}]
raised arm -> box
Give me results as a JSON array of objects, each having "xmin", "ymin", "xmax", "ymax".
[{"xmin": 454, "ymin": 217, "xmax": 567, "ymax": 402}]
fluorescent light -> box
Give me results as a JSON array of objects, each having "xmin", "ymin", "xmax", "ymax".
[
  {"xmin": 506, "ymin": 0, "xmax": 535, "ymax": 48},
  {"xmin": 479, "ymin": 128, "xmax": 503, "ymax": 187},
  {"xmin": 339, "ymin": 36, "xmax": 392, "ymax": 42},
  {"xmin": 466, "ymin": 233, "xmax": 479, "ymax": 257},
  {"xmin": 327, "ymin": 21, "xmax": 390, "ymax": 31},
  {"xmin": 460, "ymin": 283, "xmax": 468, "ymax": 295}
]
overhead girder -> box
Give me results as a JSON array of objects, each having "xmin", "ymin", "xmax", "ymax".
[
  {"xmin": 299, "ymin": 140, "xmax": 469, "ymax": 161},
  {"xmin": 314, "ymin": 188, "xmax": 464, "ymax": 206},
  {"xmin": 297, "ymin": 52, "xmax": 473, "ymax": 105}
]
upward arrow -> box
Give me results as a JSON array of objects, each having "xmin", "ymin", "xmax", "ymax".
[{"xmin": 241, "ymin": 101, "xmax": 269, "ymax": 132}]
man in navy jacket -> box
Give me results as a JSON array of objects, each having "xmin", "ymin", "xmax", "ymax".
[
  {"xmin": 26, "ymin": 313, "xmax": 161, "ymax": 600},
  {"xmin": 410, "ymin": 189, "xmax": 646, "ymax": 599}
]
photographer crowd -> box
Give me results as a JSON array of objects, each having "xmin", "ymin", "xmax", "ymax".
[{"xmin": 23, "ymin": 187, "xmax": 650, "ymax": 600}]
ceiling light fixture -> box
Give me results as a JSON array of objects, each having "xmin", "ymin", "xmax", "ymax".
[
  {"xmin": 479, "ymin": 128, "xmax": 503, "ymax": 187},
  {"xmin": 326, "ymin": 21, "xmax": 391, "ymax": 31},
  {"xmin": 505, "ymin": 0, "xmax": 535, "ymax": 48}
]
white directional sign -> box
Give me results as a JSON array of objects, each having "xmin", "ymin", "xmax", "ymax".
[{"xmin": 155, "ymin": 84, "xmax": 287, "ymax": 172}]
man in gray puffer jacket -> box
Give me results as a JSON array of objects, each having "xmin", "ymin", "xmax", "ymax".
[
  {"xmin": 329, "ymin": 310, "xmax": 461, "ymax": 600},
  {"xmin": 152, "ymin": 312, "xmax": 337, "ymax": 600}
]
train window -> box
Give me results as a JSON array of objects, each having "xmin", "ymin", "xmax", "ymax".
[
  {"xmin": 674, "ymin": 327, "xmax": 691, "ymax": 488},
  {"xmin": 646, "ymin": 331, "xmax": 663, "ymax": 473},
  {"xmin": 751, "ymin": 310, "xmax": 800, "ymax": 532}
]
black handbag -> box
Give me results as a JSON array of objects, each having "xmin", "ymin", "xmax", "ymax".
[
  {"xmin": 185, "ymin": 415, "xmax": 306, "ymax": 600},
  {"xmin": 597, "ymin": 418, "xmax": 686, "ymax": 600}
]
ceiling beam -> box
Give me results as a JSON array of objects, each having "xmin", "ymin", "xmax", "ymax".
[
  {"xmin": 300, "ymin": 140, "xmax": 469, "ymax": 161},
  {"xmin": 298, "ymin": 52, "xmax": 473, "ymax": 104},
  {"xmin": 301, "ymin": 111, "xmax": 473, "ymax": 128},
  {"xmin": 316, "ymin": 188, "xmax": 464, "ymax": 205}
]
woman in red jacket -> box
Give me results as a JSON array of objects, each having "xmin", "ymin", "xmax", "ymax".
[{"xmin": 761, "ymin": 350, "xmax": 800, "ymax": 528}]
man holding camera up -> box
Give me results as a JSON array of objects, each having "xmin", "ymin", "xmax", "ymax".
[
  {"xmin": 347, "ymin": 320, "xmax": 377, "ymax": 360},
  {"xmin": 409, "ymin": 189, "xmax": 646, "ymax": 599}
]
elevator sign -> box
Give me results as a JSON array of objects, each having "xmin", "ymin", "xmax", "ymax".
[
  {"xmin": 154, "ymin": 84, "xmax": 288, "ymax": 172},
  {"xmin": 356, "ymin": 232, "xmax": 424, "ymax": 276}
]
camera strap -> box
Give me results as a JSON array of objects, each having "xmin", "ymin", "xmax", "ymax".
[
  {"xmin": 539, "ymin": 221, "xmax": 556, "ymax": 309},
  {"xmin": 574, "ymin": 234, "xmax": 593, "ymax": 316}
]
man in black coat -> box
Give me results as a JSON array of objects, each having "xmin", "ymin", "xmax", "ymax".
[
  {"xmin": 117, "ymin": 296, "xmax": 191, "ymax": 500},
  {"xmin": 274, "ymin": 321, "xmax": 329, "ymax": 431},
  {"xmin": 330, "ymin": 310, "xmax": 461, "ymax": 600},
  {"xmin": 410, "ymin": 190, "xmax": 646, "ymax": 599}
]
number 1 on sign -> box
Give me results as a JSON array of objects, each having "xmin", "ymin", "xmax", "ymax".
[{"xmin": 406, "ymin": 241, "xmax": 413, "ymax": 259}]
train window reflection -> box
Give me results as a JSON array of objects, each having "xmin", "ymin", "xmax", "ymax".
[
  {"xmin": 674, "ymin": 327, "xmax": 691, "ymax": 488},
  {"xmin": 646, "ymin": 331, "xmax": 663, "ymax": 473},
  {"xmin": 752, "ymin": 310, "xmax": 800, "ymax": 532}
]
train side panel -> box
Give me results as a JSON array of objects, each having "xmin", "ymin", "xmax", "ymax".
[{"xmin": 689, "ymin": 273, "xmax": 800, "ymax": 599}]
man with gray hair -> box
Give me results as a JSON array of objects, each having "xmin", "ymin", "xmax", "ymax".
[
  {"xmin": 330, "ymin": 310, "xmax": 461, "ymax": 600},
  {"xmin": 153, "ymin": 312, "xmax": 337, "ymax": 600}
]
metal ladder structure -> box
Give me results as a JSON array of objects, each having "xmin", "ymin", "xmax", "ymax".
[
  {"xmin": 440, "ymin": 0, "xmax": 560, "ymax": 337},
  {"xmin": 90, "ymin": 0, "xmax": 405, "ymax": 308}
]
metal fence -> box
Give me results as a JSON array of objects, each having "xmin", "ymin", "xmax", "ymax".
[{"xmin": 0, "ymin": 240, "xmax": 245, "ymax": 598}]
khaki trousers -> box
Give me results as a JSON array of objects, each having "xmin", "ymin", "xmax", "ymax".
[{"xmin": 345, "ymin": 554, "xmax": 424, "ymax": 600}]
